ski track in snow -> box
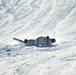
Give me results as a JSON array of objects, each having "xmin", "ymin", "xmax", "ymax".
[{"xmin": 0, "ymin": 0, "xmax": 76, "ymax": 75}]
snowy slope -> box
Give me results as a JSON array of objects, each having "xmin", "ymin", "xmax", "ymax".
[{"xmin": 0, "ymin": 0, "xmax": 76, "ymax": 75}]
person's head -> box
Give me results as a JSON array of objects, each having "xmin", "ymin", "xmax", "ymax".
[{"xmin": 51, "ymin": 38, "xmax": 56, "ymax": 43}]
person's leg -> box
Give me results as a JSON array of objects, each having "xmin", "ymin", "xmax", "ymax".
[
  {"xmin": 24, "ymin": 39, "xmax": 28, "ymax": 43},
  {"xmin": 35, "ymin": 38, "xmax": 39, "ymax": 46}
]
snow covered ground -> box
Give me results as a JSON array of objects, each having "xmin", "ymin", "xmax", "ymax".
[{"xmin": 0, "ymin": 0, "xmax": 76, "ymax": 75}]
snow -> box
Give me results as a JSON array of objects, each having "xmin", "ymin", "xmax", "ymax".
[{"xmin": 0, "ymin": 0, "xmax": 76, "ymax": 75}]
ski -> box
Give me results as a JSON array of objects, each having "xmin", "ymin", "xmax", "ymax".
[{"xmin": 13, "ymin": 38, "xmax": 24, "ymax": 43}]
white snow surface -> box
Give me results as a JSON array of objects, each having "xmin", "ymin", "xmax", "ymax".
[{"xmin": 0, "ymin": 0, "xmax": 76, "ymax": 75}]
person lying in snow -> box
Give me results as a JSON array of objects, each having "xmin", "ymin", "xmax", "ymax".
[{"xmin": 24, "ymin": 36, "xmax": 56, "ymax": 46}]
